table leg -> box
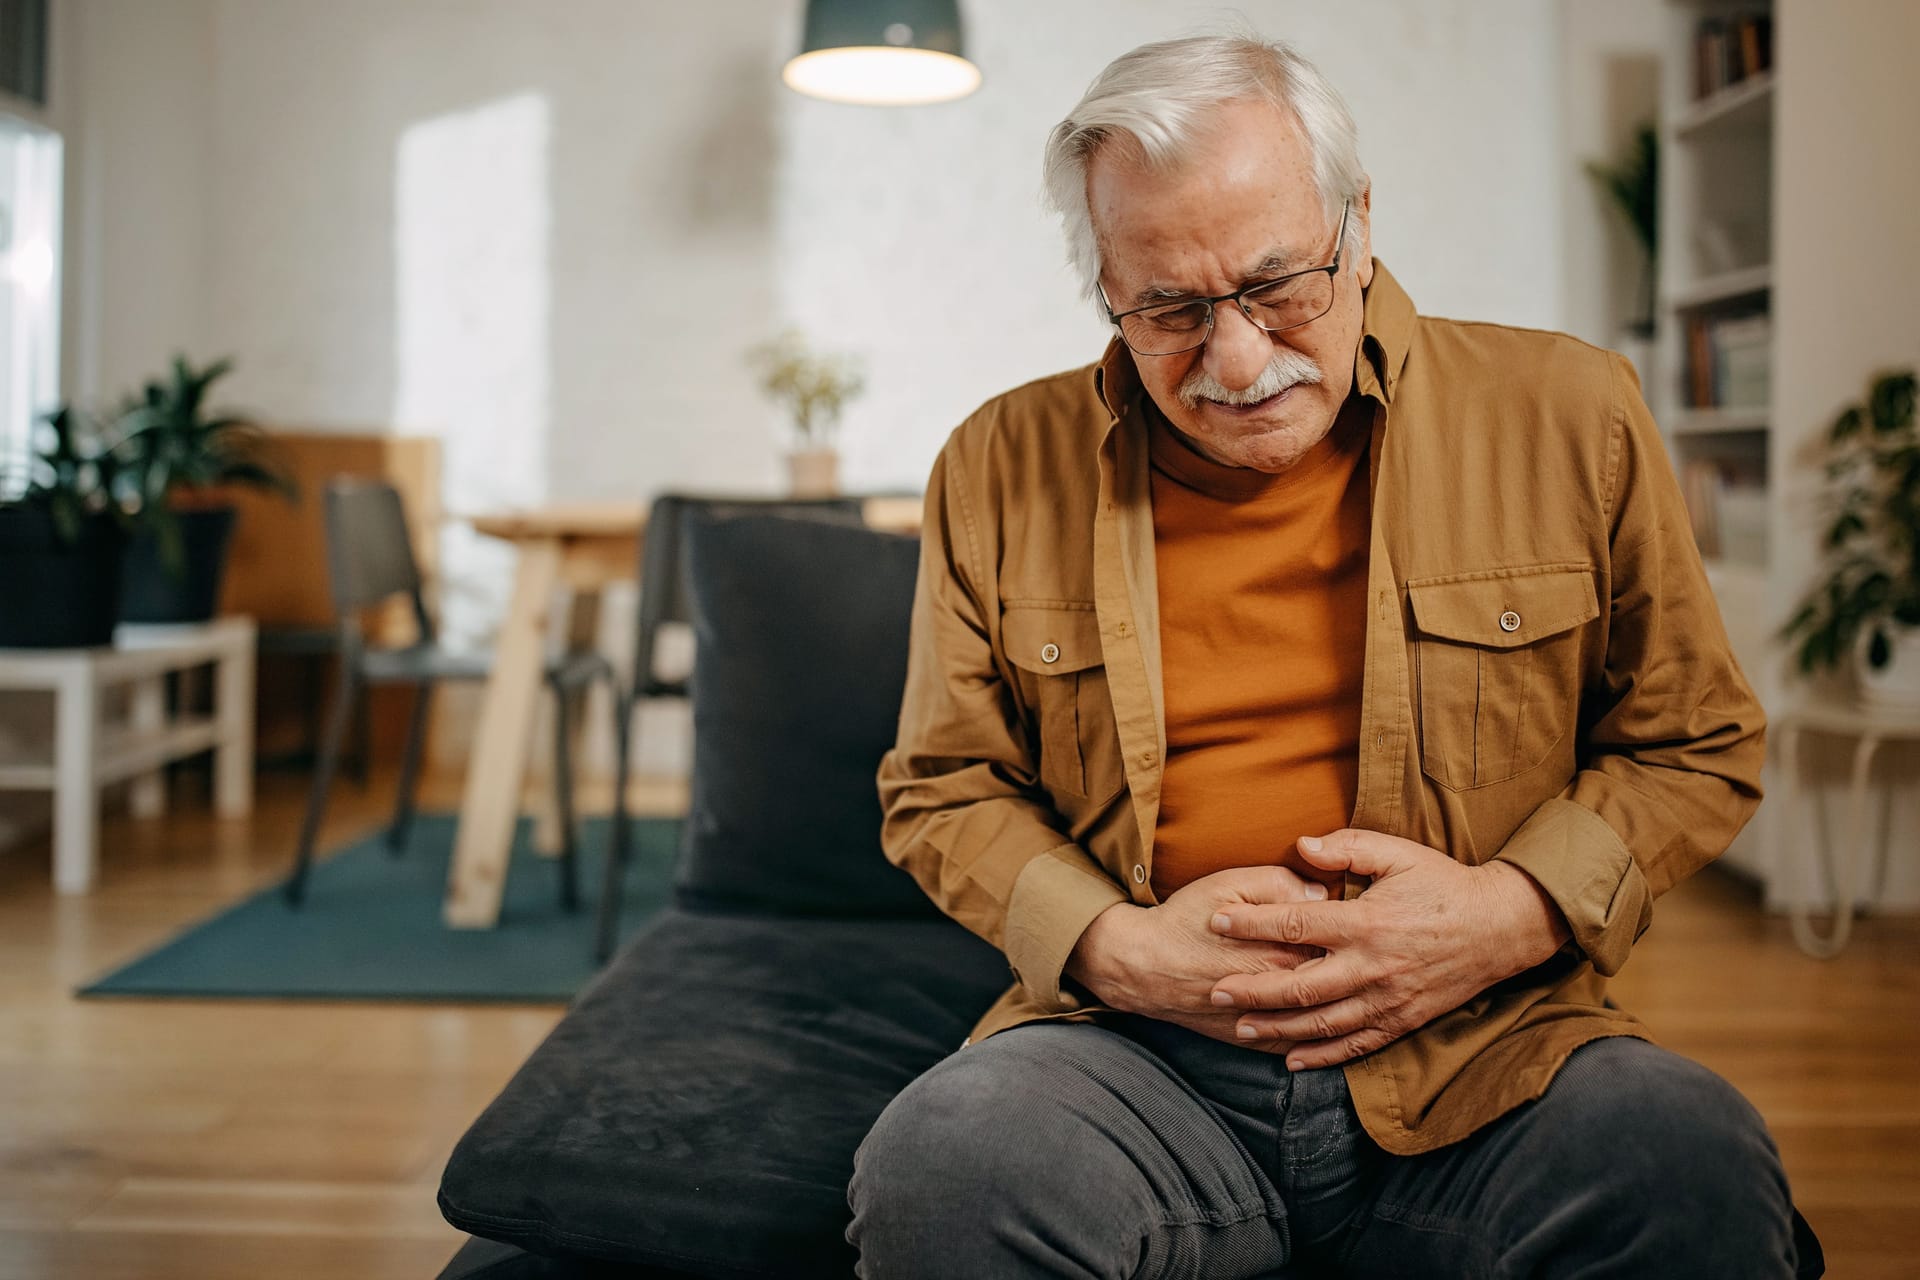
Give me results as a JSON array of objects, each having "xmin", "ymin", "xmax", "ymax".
[
  {"xmin": 214, "ymin": 632, "xmax": 255, "ymax": 818},
  {"xmin": 53, "ymin": 669, "xmax": 99, "ymax": 894},
  {"xmin": 128, "ymin": 675, "xmax": 167, "ymax": 819},
  {"xmin": 1789, "ymin": 726, "xmax": 1880, "ymax": 959},
  {"xmin": 533, "ymin": 588, "xmax": 602, "ymax": 857},
  {"xmin": 446, "ymin": 539, "xmax": 562, "ymax": 927}
]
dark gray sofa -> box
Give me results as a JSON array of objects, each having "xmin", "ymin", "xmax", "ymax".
[{"xmin": 436, "ymin": 511, "xmax": 1010, "ymax": 1277}]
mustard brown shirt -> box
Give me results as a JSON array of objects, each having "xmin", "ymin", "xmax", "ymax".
[{"xmin": 876, "ymin": 260, "xmax": 1766, "ymax": 1156}]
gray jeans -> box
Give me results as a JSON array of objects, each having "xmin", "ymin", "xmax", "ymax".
[{"xmin": 847, "ymin": 1017, "xmax": 1814, "ymax": 1278}]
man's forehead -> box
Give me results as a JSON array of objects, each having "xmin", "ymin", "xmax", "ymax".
[
  {"xmin": 1087, "ymin": 97, "xmax": 1322, "ymax": 290},
  {"xmin": 1126, "ymin": 241, "xmax": 1314, "ymax": 304}
]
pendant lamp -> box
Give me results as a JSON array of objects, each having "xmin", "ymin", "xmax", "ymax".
[{"xmin": 783, "ymin": 0, "xmax": 981, "ymax": 105}]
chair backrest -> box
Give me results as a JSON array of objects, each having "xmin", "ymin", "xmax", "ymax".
[
  {"xmin": 323, "ymin": 478, "xmax": 433, "ymax": 639},
  {"xmin": 633, "ymin": 493, "xmax": 864, "ymax": 697}
]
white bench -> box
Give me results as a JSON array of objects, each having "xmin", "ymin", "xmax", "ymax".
[{"xmin": 0, "ymin": 617, "xmax": 256, "ymax": 892}]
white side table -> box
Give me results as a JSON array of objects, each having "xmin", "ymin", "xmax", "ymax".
[
  {"xmin": 1775, "ymin": 698, "xmax": 1920, "ymax": 957},
  {"xmin": 0, "ymin": 617, "xmax": 256, "ymax": 892}
]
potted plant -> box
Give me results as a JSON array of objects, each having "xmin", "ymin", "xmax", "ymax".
[
  {"xmin": 1781, "ymin": 368, "xmax": 1920, "ymax": 708},
  {"xmin": 748, "ymin": 331, "xmax": 864, "ymax": 498},
  {"xmin": 1584, "ymin": 123, "xmax": 1659, "ymax": 383},
  {"xmin": 111, "ymin": 355, "xmax": 294, "ymax": 624},
  {"xmin": 0, "ymin": 406, "xmax": 132, "ymax": 647}
]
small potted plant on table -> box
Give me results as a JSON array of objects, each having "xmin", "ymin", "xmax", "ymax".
[{"xmin": 749, "ymin": 331, "xmax": 864, "ymax": 498}]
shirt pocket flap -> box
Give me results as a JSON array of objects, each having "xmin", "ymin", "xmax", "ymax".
[
  {"xmin": 1002, "ymin": 604, "xmax": 1105, "ymax": 673},
  {"xmin": 1407, "ymin": 567, "xmax": 1599, "ymax": 650}
]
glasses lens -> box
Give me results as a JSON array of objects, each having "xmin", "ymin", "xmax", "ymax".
[
  {"xmin": 1119, "ymin": 302, "xmax": 1211, "ymax": 356},
  {"xmin": 1241, "ymin": 272, "xmax": 1334, "ymax": 333}
]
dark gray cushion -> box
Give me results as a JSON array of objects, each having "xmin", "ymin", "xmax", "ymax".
[
  {"xmin": 674, "ymin": 512, "xmax": 937, "ymax": 919},
  {"xmin": 438, "ymin": 907, "xmax": 1009, "ymax": 1276},
  {"xmin": 437, "ymin": 1234, "xmax": 686, "ymax": 1278}
]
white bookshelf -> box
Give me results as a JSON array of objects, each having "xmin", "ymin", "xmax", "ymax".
[{"xmin": 1659, "ymin": 0, "xmax": 1777, "ymax": 880}]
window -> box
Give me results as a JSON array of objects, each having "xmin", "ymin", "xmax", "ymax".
[{"xmin": 0, "ymin": 117, "xmax": 60, "ymax": 494}]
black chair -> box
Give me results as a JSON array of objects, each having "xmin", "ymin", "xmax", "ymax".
[
  {"xmin": 285, "ymin": 478, "xmax": 615, "ymax": 908},
  {"xmin": 592, "ymin": 493, "xmax": 863, "ymax": 959}
]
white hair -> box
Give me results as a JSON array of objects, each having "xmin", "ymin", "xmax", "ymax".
[{"xmin": 1042, "ymin": 33, "xmax": 1369, "ymax": 304}]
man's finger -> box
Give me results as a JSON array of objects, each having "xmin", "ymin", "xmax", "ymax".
[
  {"xmin": 1282, "ymin": 1026, "xmax": 1397, "ymax": 1072},
  {"xmin": 1294, "ymin": 828, "xmax": 1427, "ymax": 879},
  {"xmin": 1207, "ymin": 863, "xmax": 1330, "ymax": 905},
  {"xmin": 1210, "ymin": 954, "xmax": 1362, "ymax": 1011},
  {"xmin": 1209, "ymin": 900, "xmax": 1355, "ymax": 949},
  {"xmin": 1232, "ymin": 997, "xmax": 1374, "ymax": 1044}
]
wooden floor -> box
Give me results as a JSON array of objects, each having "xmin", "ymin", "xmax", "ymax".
[{"xmin": 0, "ymin": 768, "xmax": 1915, "ymax": 1279}]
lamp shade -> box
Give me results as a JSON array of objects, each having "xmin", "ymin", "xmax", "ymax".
[{"xmin": 783, "ymin": 0, "xmax": 981, "ymax": 105}]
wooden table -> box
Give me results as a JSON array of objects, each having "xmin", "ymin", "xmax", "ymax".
[
  {"xmin": 1774, "ymin": 698, "xmax": 1920, "ymax": 958},
  {"xmin": 0, "ymin": 618, "xmax": 256, "ymax": 893},
  {"xmin": 446, "ymin": 497, "xmax": 922, "ymax": 928}
]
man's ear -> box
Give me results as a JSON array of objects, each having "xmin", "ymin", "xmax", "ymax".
[{"xmin": 1353, "ymin": 183, "xmax": 1375, "ymax": 288}]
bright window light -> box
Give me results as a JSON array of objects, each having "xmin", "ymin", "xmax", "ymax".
[
  {"xmin": 5, "ymin": 238, "xmax": 53, "ymax": 294},
  {"xmin": 782, "ymin": 47, "xmax": 980, "ymax": 105}
]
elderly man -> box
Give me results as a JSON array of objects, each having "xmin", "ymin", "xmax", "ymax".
[{"xmin": 851, "ymin": 32, "xmax": 1816, "ymax": 1280}]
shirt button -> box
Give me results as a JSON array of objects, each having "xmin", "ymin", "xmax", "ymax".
[
  {"xmin": 1132, "ymin": 864, "xmax": 1147, "ymax": 884},
  {"xmin": 1140, "ymin": 749, "xmax": 1156, "ymax": 767},
  {"xmin": 1041, "ymin": 643, "xmax": 1060, "ymax": 664},
  {"xmin": 1115, "ymin": 621, "xmax": 1130, "ymax": 637},
  {"xmin": 1500, "ymin": 611, "xmax": 1521, "ymax": 633}
]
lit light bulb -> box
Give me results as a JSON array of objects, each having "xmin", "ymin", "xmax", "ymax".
[{"xmin": 782, "ymin": 47, "xmax": 980, "ymax": 105}]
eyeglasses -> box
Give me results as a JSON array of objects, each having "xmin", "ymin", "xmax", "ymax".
[{"xmin": 1101, "ymin": 201, "xmax": 1351, "ymax": 357}]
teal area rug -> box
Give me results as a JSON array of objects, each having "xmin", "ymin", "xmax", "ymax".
[{"xmin": 78, "ymin": 814, "xmax": 681, "ymax": 1003}]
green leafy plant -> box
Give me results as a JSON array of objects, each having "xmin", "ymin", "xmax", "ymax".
[
  {"xmin": 0, "ymin": 405, "xmax": 131, "ymax": 542},
  {"xmin": 1584, "ymin": 123, "xmax": 1659, "ymax": 338},
  {"xmin": 747, "ymin": 331, "xmax": 865, "ymax": 449},
  {"xmin": 1782, "ymin": 369, "xmax": 1920, "ymax": 674},
  {"xmin": 111, "ymin": 355, "xmax": 294, "ymax": 571}
]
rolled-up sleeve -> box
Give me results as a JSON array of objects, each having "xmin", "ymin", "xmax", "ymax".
[
  {"xmin": 1495, "ymin": 353, "xmax": 1766, "ymax": 975},
  {"xmin": 877, "ymin": 439, "xmax": 1127, "ymax": 1010}
]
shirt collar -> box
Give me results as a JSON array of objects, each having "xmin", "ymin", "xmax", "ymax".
[
  {"xmin": 1354, "ymin": 258, "xmax": 1415, "ymax": 406},
  {"xmin": 1092, "ymin": 256, "xmax": 1417, "ymax": 419}
]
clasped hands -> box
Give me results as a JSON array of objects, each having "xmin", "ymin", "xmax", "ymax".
[{"xmin": 1065, "ymin": 830, "xmax": 1569, "ymax": 1071}]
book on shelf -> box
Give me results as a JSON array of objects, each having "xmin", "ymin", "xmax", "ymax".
[
  {"xmin": 1683, "ymin": 310, "xmax": 1771, "ymax": 410},
  {"xmin": 1679, "ymin": 458, "xmax": 1768, "ymax": 565},
  {"xmin": 1694, "ymin": 12, "xmax": 1773, "ymax": 100}
]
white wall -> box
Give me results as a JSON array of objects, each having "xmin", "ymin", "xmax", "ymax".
[
  {"xmin": 1555, "ymin": 0, "xmax": 1664, "ymax": 351},
  {"xmin": 57, "ymin": 0, "xmax": 215, "ymax": 404},
  {"xmin": 66, "ymin": 0, "xmax": 1570, "ymax": 506},
  {"xmin": 1771, "ymin": 0, "xmax": 1920, "ymax": 909}
]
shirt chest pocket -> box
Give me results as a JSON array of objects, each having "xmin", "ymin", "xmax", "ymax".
[
  {"xmin": 1407, "ymin": 566, "xmax": 1599, "ymax": 792},
  {"xmin": 1002, "ymin": 604, "xmax": 1125, "ymax": 804}
]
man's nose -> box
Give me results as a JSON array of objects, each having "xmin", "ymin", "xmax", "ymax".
[{"xmin": 1203, "ymin": 303, "xmax": 1274, "ymax": 391}]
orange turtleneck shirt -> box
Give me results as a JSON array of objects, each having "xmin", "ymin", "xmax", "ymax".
[{"xmin": 1147, "ymin": 398, "xmax": 1372, "ymax": 901}]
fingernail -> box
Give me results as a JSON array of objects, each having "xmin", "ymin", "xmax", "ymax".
[
  {"xmin": 1210, "ymin": 990, "xmax": 1234, "ymax": 1007},
  {"xmin": 1286, "ymin": 1057, "xmax": 1306, "ymax": 1072},
  {"xmin": 1236, "ymin": 1024, "xmax": 1258, "ymax": 1040},
  {"xmin": 1305, "ymin": 883, "xmax": 1328, "ymax": 900},
  {"xmin": 1300, "ymin": 835, "xmax": 1323, "ymax": 852},
  {"xmin": 1211, "ymin": 913, "xmax": 1232, "ymax": 932}
]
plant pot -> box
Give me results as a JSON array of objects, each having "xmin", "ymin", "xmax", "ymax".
[
  {"xmin": 0, "ymin": 505, "xmax": 126, "ymax": 647},
  {"xmin": 787, "ymin": 448, "xmax": 840, "ymax": 498},
  {"xmin": 1855, "ymin": 626, "xmax": 1920, "ymax": 714},
  {"xmin": 119, "ymin": 505, "xmax": 238, "ymax": 624}
]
